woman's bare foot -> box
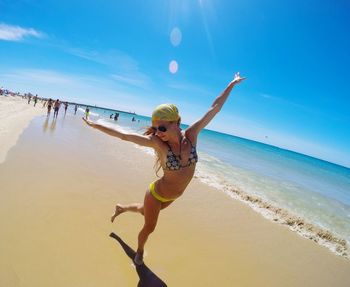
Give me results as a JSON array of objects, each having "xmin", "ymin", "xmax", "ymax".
[
  {"xmin": 111, "ymin": 204, "xmax": 125, "ymax": 222},
  {"xmin": 134, "ymin": 251, "xmax": 144, "ymax": 266}
]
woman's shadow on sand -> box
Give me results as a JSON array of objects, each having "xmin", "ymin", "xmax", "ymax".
[{"xmin": 109, "ymin": 232, "xmax": 167, "ymax": 287}]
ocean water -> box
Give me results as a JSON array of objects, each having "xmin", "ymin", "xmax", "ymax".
[{"xmin": 87, "ymin": 107, "xmax": 350, "ymax": 257}]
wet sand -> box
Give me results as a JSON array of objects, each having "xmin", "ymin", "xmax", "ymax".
[{"xmin": 0, "ymin": 112, "xmax": 349, "ymax": 286}]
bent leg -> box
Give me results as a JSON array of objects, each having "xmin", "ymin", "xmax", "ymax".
[
  {"xmin": 111, "ymin": 202, "xmax": 144, "ymax": 222},
  {"xmin": 111, "ymin": 197, "xmax": 173, "ymax": 223}
]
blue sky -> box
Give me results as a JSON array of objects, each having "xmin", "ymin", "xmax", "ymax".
[{"xmin": 0, "ymin": 0, "xmax": 349, "ymax": 167}]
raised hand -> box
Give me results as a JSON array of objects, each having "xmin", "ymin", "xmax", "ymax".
[{"xmin": 232, "ymin": 72, "xmax": 246, "ymax": 85}]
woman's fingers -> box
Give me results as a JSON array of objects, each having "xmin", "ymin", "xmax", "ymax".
[{"xmin": 232, "ymin": 72, "xmax": 246, "ymax": 84}]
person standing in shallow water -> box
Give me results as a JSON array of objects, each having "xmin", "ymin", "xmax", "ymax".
[
  {"xmin": 64, "ymin": 102, "xmax": 69, "ymax": 114},
  {"xmin": 83, "ymin": 72, "xmax": 245, "ymax": 265},
  {"xmin": 85, "ymin": 106, "xmax": 90, "ymax": 119},
  {"xmin": 47, "ymin": 98, "xmax": 53, "ymax": 116},
  {"xmin": 53, "ymin": 99, "xmax": 60, "ymax": 118},
  {"xmin": 33, "ymin": 94, "xmax": 38, "ymax": 107}
]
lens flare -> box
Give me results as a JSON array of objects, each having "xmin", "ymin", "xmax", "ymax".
[
  {"xmin": 170, "ymin": 27, "xmax": 182, "ymax": 47},
  {"xmin": 169, "ymin": 60, "xmax": 178, "ymax": 74}
]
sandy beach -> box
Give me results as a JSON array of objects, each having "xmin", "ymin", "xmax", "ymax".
[
  {"xmin": 0, "ymin": 97, "xmax": 349, "ymax": 286},
  {"xmin": 0, "ymin": 96, "xmax": 45, "ymax": 164}
]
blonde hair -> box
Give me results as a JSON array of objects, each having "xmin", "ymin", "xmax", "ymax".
[
  {"xmin": 144, "ymin": 104, "xmax": 182, "ymax": 176},
  {"xmin": 143, "ymin": 127, "xmax": 162, "ymax": 176}
]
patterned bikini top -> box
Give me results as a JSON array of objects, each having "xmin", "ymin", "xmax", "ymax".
[{"xmin": 164, "ymin": 137, "xmax": 198, "ymax": 171}]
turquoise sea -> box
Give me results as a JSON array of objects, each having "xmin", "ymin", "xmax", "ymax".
[{"xmin": 85, "ymin": 107, "xmax": 350, "ymax": 258}]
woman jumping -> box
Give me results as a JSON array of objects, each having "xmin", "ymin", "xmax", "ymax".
[{"xmin": 83, "ymin": 72, "xmax": 245, "ymax": 265}]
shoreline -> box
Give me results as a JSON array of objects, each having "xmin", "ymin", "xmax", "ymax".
[
  {"xmin": 1, "ymin": 95, "xmax": 348, "ymax": 259},
  {"xmin": 133, "ymin": 129, "xmax": 349, "ymax": 260},
  {"xmin": 0, "ymin": 102, "xmax": 349, "ymax": 286},
  {"xmin": 222, "ymin": 183, "xmax": 348, "ymax": 258},
  {"xmin": 134, "ymin": 143, "xmax": 350, "ymax": 260}
]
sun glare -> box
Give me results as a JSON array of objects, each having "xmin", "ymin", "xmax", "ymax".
[
  {"xmin": 170, "ymin": 27, "xmax": 182, "ymax": 47},
  {"xmin": 169, "ymin": 60, "xmax": 178, "ymax": 74}
]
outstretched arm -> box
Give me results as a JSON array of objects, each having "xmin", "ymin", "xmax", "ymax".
[
  {"xmin": 82, "ymin": 118, "xmax": 156, "ymax": 148},
  {"xmin": 187, "ymin": 72, "xmax": 246, "ymax": 137}
]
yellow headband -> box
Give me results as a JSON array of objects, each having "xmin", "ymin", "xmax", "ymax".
[{"xmin": 151, "ymin": 103, "xmax": 180, "ymax": 122}]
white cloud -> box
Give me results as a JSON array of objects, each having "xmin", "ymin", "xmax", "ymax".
[
  {"xmin": 0, "ymin": 23, "xmax": 44, "ymax": 41},
  {"xmin": 259, "ymin": 92, "xmax": 315, "ymax": 113},
  {"xmin": 66, "ymin": 48, "xmax": 151, "ymax": 88},
  {"xmin": 110, "ymin": 74, "xmax": 149, "ymax": 88},
  {"xmin": 2, "ymin": 69, "xmax": 74, "ymax": 84},
  {"xmin": 166, "ymin": 80, "xmax": 212, "ymax": 96},
  {"xmin": 66, "ymin": 48, "xmax": 134, "ymax": 68}
]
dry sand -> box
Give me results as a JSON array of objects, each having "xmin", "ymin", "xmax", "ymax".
[
  {"xmin": 0, "ymin": 100, "xmax": 349, "ymax": 286},
  {"xmin": 0, "ymin": 96, "xmax": 45, "ymax": 164}
]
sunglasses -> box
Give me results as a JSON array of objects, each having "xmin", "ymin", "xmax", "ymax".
[{"xmin": 152, "ymin": 125, "xmax": 167, "ymax": 133}]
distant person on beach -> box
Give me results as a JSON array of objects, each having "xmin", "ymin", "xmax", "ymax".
[
  {"xmin": 47, "ymin": 98, "xmax": 53, "ymax": 115},
  {"xmin": 74, "ymin": 104, "xmax": 78, "ymax": 115},
  {"xmin": 53, "ymin": 99, "xmax": 60, "ymax": 118},
  {"xmin": 85, "ymin": 106, "xmax": 90, "ymax": 119},
  {"xmin": 27, "ymin": 95, "xmax": 31, "ymax": 104},
  {"xmin": 114, "ymin": 112, "xmax": 119, "ymax": 121},
  {"xmin": 132, "ymin": 117, "xmax": 136, "ymax": 122},
  {"xmin": 33, "ymin": 95, "xmax": 38, "ymax": 106},
  {"xmin": 64, "ymin": 102, "xmax": 69, "ymax": 114},
  {"xmin": 83, "ymin": 72, "xmax": 245, "ymax": 265},
  {"xmin": 110, "ymin": 114, "xmax": 113, "ymax": 119}
]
